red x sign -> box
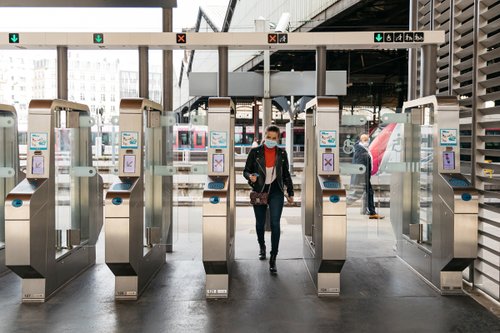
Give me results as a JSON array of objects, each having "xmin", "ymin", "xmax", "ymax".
[
  {"xmin": 268, "ymin": 33, "xmax": 277, "ymax": 43},
  {"xmin": 176, "ymin": 33, "xmax": 186, "ymax": 44}
]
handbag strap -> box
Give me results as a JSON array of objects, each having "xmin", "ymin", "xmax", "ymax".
[{"xmin": 264, "ymin": 166, "xmax": 275, "ymax": 194}]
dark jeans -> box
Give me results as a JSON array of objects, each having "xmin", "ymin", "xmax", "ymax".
[
  {"xmin": 366, "ymin": 180, "xmax": 376, "ymax": 215},
  {"xmin": 253, "ymin": 181, "xmax": 284, "ymax": 256}
]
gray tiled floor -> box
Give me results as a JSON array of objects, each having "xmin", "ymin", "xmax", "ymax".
[{"xmin": 0, "ymin": 207, "xmax": 498, "ymax": 333}]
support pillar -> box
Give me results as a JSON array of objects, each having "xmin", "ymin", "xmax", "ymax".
[
  {"xmin": 218, "ymin": 46, "xmax": 229, "ymax": 97},
  {"xmin": 316, "ymin": 46, "xmax": 327, "ymax": 96},
  {"xmin": 57, "ymin": 46, "xmax": 68, "ymax": 100},
  {"xmin": 420, "ymin": 45, "xmax": 437, "ymax": 97},
  {"xmin": 139, "ymin": 46, "xmax": 149, "ymax": 98}
]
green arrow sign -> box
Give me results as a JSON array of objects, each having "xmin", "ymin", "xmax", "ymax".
[
  {"xmin": 93, "ymin": 33, "xmax": 104, "ymax": 44},
  {"xmin": 374, "ymin": 33, "xmax": 383, "ymax": 43},
  {"xmin": 9, "ymin": 33, "xmax": 19, "ymax": 44}
]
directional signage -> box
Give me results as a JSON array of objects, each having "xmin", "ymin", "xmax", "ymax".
[
  {"xmin": 278, "ymin": 33, "xmax": 288, "ymax": 44},
  {"xmin": 93, "ymin": 33, "xmax": 104, "ymax": 44},
  {"xmin": 374, "ymin": 32, "xmax": 424, "ymax": 43},
  {"xmin": 9, "ymin": 33, "xmax": 19, "ymax": 44},
  {"xmin": 176, "ymin": 33, "xmax": 186, "ymax": 44},
  {"xmin": 414, "ymin": 32, "xmax": 424, "ymax": 42},
  {"xmin": 1, "ymin": 31, "xmax": 438, "ymax": 50},
  {"xmin": 394, "ymin": 32, "xmax": 404, "ymax": 42}
]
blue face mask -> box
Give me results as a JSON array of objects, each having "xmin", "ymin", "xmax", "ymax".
[{"xmin": 264, "ymin": 139, "xmax": 278, "ymax": 148}]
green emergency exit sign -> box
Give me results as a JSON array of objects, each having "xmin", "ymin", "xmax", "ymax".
[{"xmin": 9, "ymin": 33, "xmax": 19, "ymax": 44}]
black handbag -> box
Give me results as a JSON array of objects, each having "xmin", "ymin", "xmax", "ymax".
[
  {"xmin": 249, "ymin": 166, "xmax": 274, "ymax": 205},
  {"xmin": 250, "ymin": 190, "xmax": 269, "ymax": 205}
]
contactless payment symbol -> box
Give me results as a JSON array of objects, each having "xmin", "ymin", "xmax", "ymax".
[
  {"xmin": 210, "ymin": 131, "xmax": 228, "ymax": 148},
  {"xmin": 319, "ymin": 130, "xmax": 337, "ymax": 148},
  {"xmin": 121, "ymin": 131, "xmax": 139, "ymax": 149},
  {"xmin": 440, "ymin": 129, "xmax": 458, "ymax": 146},
  {"xmin": 30, "ymin": 132, "xmax": 48, "ymax": 150}
]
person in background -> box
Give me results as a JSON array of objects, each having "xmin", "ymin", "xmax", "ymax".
[
  {"xmin": 351, "ymin": 133, "xmax": 384, "ymax": 219},
  {"xmin": 243, "ymin": 125, "xmax": 294, "ymax": 274},
  {"xmin": 251, "ymin": 138, "xmax": 260, "ymax": 148}
]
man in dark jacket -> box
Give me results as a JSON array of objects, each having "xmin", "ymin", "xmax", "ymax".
[{"xmin": 349, "ymin": 134, "xmax": 384, "ymax": 219}]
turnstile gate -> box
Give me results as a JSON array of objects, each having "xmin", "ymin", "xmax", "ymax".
[
  {"xmin": 0, "ymin": 104, "xmax": 23, "ymax": 276},
  {"xmin": 389, "ymin": 95, "xmax": 478, "ymax": 294},
  {"xmin": 5, "ymin": 99, "xmax": 103, "ymax": 302},
  {"xmin": 303, "ymin": 97, "xmax": 347, "ymax": 296},
  {"xmin": 202, "ymin": 97, "xmax": 235, "ymax": 299},
  {"xmin": 105, "ymin": 98, "xmax": 168, "ymax": 300}
]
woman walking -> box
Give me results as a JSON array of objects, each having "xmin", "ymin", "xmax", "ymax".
[{"xmin": 243, "ymin": 125, "xmax": 294, "ymax": 274}]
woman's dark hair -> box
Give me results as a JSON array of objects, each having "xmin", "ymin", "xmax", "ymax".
[{"xmin": 265, "ymin": 125, "xmax": 281, "ymax": 136}]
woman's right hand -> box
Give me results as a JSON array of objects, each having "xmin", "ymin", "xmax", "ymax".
[{"xmin": 249, "ymin": 174, "xmax": 257, "ymax": 183}]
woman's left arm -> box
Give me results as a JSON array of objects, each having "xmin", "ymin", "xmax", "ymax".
[{"xmin": 281, "ymin": 150, "xmax": 294, "ymax": 197}]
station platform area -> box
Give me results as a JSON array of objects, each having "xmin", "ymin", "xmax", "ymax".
[{"xmin": 0, "ymin": 207, "xmax": 498, "ymax": 333}]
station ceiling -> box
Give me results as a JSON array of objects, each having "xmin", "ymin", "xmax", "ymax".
[
  {"xmin": 0, "ymin": 0, "xmax": 177, "ymax": 7},
  {"xmin": 254, "ymin": 0, "xmax": 410, "ymax": 109}
]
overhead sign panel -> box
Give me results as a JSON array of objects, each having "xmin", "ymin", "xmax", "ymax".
[{"xmin": 0, "ymin": 31, "xmax": 440, "ymax": 50}]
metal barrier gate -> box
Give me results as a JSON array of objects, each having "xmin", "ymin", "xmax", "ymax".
[
  {"xmin": 105, "ymin": 98, "xmax": 168, "ymax": 300},
  {"xmin": 202, "ymin": 97, "xmax": 235, "ymax": 299},
  {"xmin": 5, "ymin": 99, "xmax": 103, "ymax": 302},
  {"xmin": 303, "ymin": 97, "xmax": 347, "ymax": 296},
  {"xmin": 389, "ymin": 95, "xmax": 478, "ymax": 294},
  {"xmin": 0, "ymin": 104, "xmax": 23, "ymax": 276}
]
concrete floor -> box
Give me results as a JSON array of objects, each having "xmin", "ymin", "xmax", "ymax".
[{"xmin": 0, "ymin": 207, "xmax": 498, "ymax": 333}]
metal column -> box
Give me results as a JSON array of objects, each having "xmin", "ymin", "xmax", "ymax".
[
  {"xmin": 420, "ymin": 45, "xmax": 437, "ymax": 97},
  {"xmin": 139, "ymin": 46, "xmax": 149, "ymax": 99},
  {"xmin": 218, "ymin": 47, "xmax": 228, "ymax": 97},
  {"xmin": 316, "ymin": 46, "xmax": 327, "ymax": 96},
  {"xmin": 57, "ymin": 46, "xmax": 68, "ymax": 100},
  {"xmin": 408, "ymin": 0, "xmax": 418, "ymax": 100}
]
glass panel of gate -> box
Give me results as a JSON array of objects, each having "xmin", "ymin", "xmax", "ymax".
[
  {"xmin": 93, "ymin": 116, "xmax": 120, "ymax": 187},
  {"xmin": 143, "ymin": 118, "xmax": 154, "ymax": 245},
  {"xmin": 342, "ymin": 113, "xmax": 368, "ymax": 213},
  {"xmin": 368, "ymin": 114, "xmax": 402, "ymax": 254},
  {"xmin": 418, "ymin": 117, "xmax": 433, "ymax": 245},
  {"xmin": 55, "ymin": 121, "xmax": 73, "ymax": 258},
  {"xmin": 0, "ymin": 113, "xmax": 17, "ymax": 249},
  {"xmin": 169, "ymin": 110, "xmax": 206, "ymax": 260},
  {"xmin": 92, "ymin": 115, "xmax": 118, "ymax": 263}
]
